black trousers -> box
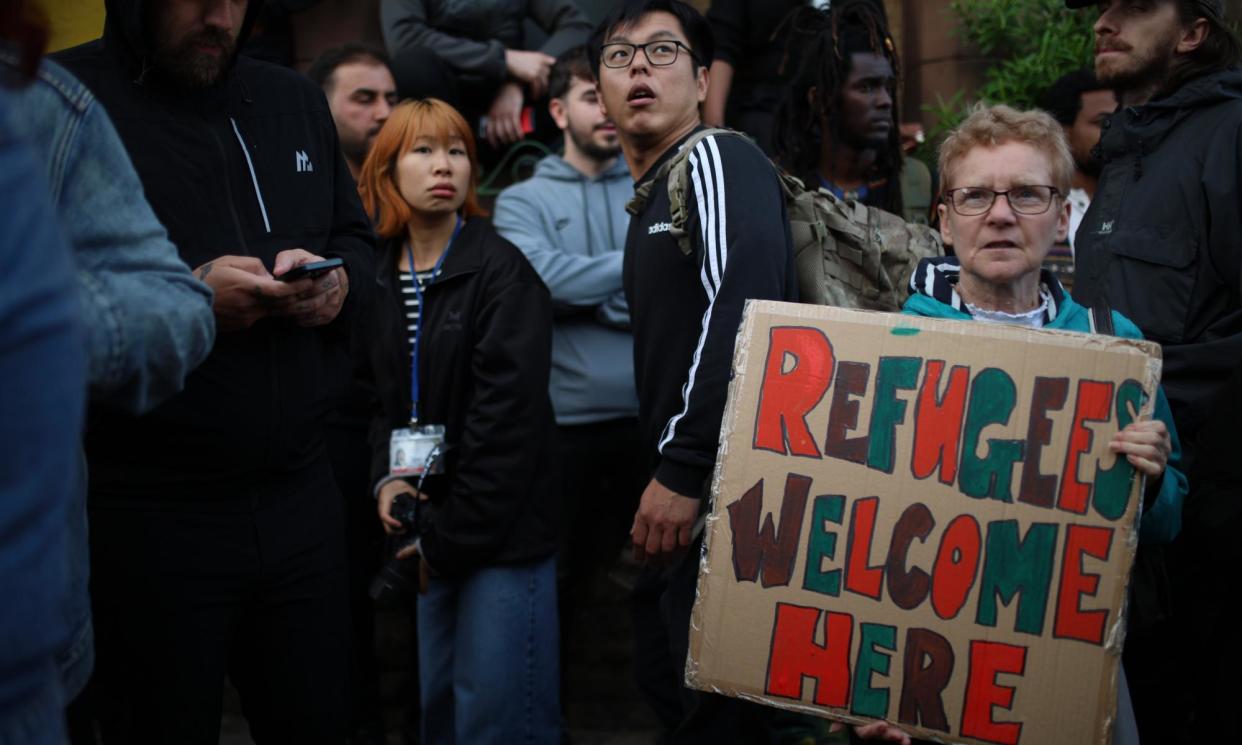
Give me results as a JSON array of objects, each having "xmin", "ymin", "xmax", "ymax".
[
  {"xmin": 557, "ymin": 418, "xmax": 643, "ymax": 593},
  {"xmin": 633, "ymin": 530, "xmax": 773, "ymax": 744},
  {"xmin": 557, "ymin": 419, "xmax": 644, "ymax": 703},
  {"xmin": 87, "ymin": 460, "xmax": 349, "ymax": 745},
  {"xmin": 324, "ymin": 419, "xmax": 386, "ymax": 736}
]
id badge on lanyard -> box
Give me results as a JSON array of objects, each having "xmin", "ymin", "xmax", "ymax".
[
  {"xmin": 388, "ymin": 217, "xmax": 461, "ymax": 478},
  {"xmin": 390, "ymin": 424, "xmax": 446, "ymax": 476}
]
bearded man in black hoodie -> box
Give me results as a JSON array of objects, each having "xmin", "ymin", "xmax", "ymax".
[
  {"xmin": 54, "ymin": 1, "xmax": 375, "ymax": 743},
  {"xmin": 1063, "ymin": 1, "xmax": 1242, "ymax": 743}
]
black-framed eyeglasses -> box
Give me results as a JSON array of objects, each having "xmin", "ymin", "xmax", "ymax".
[
  {"xmin": 600, "ymin": 40, "xmax": 699, "ymax": 69},
  {"xmin": 942, "ymin": 185, "xmax": 1061, "ymax": 216}
]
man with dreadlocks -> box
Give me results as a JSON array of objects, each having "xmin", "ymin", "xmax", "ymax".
[{"xmin": 774, "ymin": 0, "xmax": 933, "ymax": 224}]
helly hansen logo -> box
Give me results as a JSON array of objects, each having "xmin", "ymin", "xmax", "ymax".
[
  {"xmin": 648, "ymin": 221, "xmax": 672, "ymax": 235},
  {"xmin": 295, "ymin": 150, "xmax": 314, "ymax": 173}
]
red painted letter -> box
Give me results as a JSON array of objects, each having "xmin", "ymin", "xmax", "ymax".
[
  {"xmin": 845, "ymin": 497, "xmax": 884, "ymax": 600},
  {"xmin": 1054, "ymin": 525, "xmax": 1114, "ymax": 645},
  {"xmin": 766, "ymin": 604, "xmax": 854, "ymax": 708},
  {"xmin": 961, "ymin": 640, "xmax": 1027, "ymax": 745},
  {"xmin": 754, "ymin": 327, "xmax": 834, "ymax": 457},
  {"xmin": 1058, "ymin": 380, "xmax": 1113, "ymax": 514},
  {"xmin": 911, "ymin": 361, "xmax": 970, "ymax": 485}
]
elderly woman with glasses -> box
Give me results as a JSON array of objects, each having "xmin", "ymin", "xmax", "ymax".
[{"xmin": 901, "ymin": 104, "xmax": 1186, "ymax": 745}]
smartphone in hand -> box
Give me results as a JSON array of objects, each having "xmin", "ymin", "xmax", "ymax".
[{"xmin": 277, "ymin": 258, "xmax": 343, "ymax": 282}]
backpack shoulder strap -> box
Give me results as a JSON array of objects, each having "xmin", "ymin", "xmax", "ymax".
[
  {"xmin": 625, "ymin": 128, "xmax": 747, "ymax": 256},
  {"xmin": 625, "ymin": 128, "xmax": 734, "ymax": 215},
  {"xmin": 1089, "ymin": 295, "xmax": 1115, "ymax": 335}
]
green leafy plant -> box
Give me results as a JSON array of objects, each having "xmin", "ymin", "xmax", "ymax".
[
  {"xmin": 953, "ymin": 0, "xmax": 1096, "ymax": 108},
  {"xmin": 913, "ymin": 0, "xmax": 1095, "ymax": 167}
]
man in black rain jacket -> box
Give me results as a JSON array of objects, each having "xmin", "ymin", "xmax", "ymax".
[
  {"xmin": 1068, "ymin": 0, "xmax": 1242, "ymax": 461},
  {"xmin": 55, "ymin": 1, "xmax": 375, "ymax": 742},
  {"xmin": 1064, "ymin": 1, "xmax": 1242, "ymax": 742}
]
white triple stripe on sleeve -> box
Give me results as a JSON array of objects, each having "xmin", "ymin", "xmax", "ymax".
[{"xmin": 658, "ymin": 135, "xmax": 728, "ymax": 454}]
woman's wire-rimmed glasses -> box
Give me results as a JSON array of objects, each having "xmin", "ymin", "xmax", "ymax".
[{"xmin": 942, "ymin": 185, "xmax": 1061, "ymax": 216}]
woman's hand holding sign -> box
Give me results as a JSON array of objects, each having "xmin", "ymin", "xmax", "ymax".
[{"xmin": 1108, "ymin": 419, "xmax": 1170, "ymax": 480}]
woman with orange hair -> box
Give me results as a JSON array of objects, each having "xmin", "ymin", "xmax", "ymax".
[{"xmin": 358, "ymin": 98, "xmax": 560, "ymax": 744}]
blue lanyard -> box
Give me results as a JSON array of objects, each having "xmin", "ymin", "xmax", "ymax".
[{"xmin": 404, "ymin": 216, "xmax": 463, "ymax": 425}]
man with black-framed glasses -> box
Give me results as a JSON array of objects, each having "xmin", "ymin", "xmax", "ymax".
[
  {"xmin": 590, "ymin": 1, "xmax": 797, "ymax": 742},
  {"xmin": 592, "ymin": 4, "xmax": 916, "ymax": 736}
]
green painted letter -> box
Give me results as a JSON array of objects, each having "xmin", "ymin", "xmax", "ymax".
[
  {"xmin": 803, "ymin": 494, "xmax": 846, "ymax": 596},
  {"xmin": 960, "ymin": 368, "xmax": 1025, "ymax": 502},
  {"xmin": 852, "ymin": 623, "xmax": 898, "ymax": 718},
  {"xmin": 975, "ymin": 520, "xmax": 1058, "ymax": 635},
  {"xmin": 866, "ymin": 357, "xmax": 922, "ymax": 473}
]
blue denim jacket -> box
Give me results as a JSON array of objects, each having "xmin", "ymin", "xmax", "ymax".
[
  {"xmin": 1, "ymin": 55, "xmax": 216, "ymax": 698},
  {"xmin": 0, "ymin": 87, "xmax": 86, "ymax": 745}
]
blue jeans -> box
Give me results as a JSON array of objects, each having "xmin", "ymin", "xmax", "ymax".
[{"xmin": 417, "ymin": 556, "xmax": 560, "ymax": 745}]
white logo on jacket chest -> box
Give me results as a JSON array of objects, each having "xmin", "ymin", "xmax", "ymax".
[
  {"xmin": 295, "ymin": 150, "xmax": 314, "ymax": 173},
  {"xmin": 648, "ymin": 221, "xmax": 672, "ymax": 235}
]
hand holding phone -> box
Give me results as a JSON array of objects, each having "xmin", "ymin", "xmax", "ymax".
[{"xmin": 270, "ymin": 249, "xmax": 349, "ymax": 328}]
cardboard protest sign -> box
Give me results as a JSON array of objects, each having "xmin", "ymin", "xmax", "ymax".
[{"xmin": 687, "ymin": 301, "xmax": 1163, "ymax": 745}]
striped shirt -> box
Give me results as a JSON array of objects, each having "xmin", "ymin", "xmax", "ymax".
[{"xmin": 399, "ymin": 269, "xmax": 437, "ymax": 350}]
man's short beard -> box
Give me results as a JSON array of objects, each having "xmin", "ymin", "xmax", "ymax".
[
  {"xmin": 1097, "ymin": 57, "xmax": 1173, "ymax": 101},
  {"xmin": 152, "ymin": 29, "xmax": 235, "ymax": 89},
  {"xmin": 569, "ymin": 125, "xmax": 621, "ymax": 163},
  {"xmin": 1096, "ymin": 30, "xmax": 1179, "ymax": 103}
]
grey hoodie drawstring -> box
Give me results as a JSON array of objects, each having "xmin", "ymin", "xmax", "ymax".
[
  {"xmin": 603, "ymin": 178, "xmax": 617, "ymax": 253},
  {"xmin": 579, "ymin": 179, "xmax": 592, "ymax": 255}
]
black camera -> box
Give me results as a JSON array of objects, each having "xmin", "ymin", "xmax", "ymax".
[{"xmin": 369, "ymin": 491, "xmax": 433, "ymax": 603}]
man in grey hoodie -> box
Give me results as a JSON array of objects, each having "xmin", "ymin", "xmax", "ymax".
[{"xmin": 494, "ymin": 43, "xmax": 641, "ymax": 683}]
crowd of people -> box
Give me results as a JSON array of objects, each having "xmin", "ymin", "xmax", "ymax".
[{"xmin": 1, "ymin": 1, "xmax": 1238, "ymax": 744}]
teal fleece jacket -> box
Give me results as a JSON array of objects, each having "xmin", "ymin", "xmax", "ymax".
[
  {"xmin": 494, "ymin": 154, "xmax": 638, "ymax": 425},
  {"xmin": 902, "ymin": 258, "xmax": 1186, "ymax": 544}
]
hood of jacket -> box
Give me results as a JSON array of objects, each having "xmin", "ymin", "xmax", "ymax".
[
  {"xmin": 530, "ymin": 151, "xmax": 631, "ymax": 184},
  {"xmin": 1100, "ymin": 67, "xmax": 1242, "ymax": 162},
  {"xmin": 903, "ymin": 256, "xmax": 1087, "ymax": 329},
  {"xmin": 103, "ymin": 0, "xmax": 265, "ymax": 80}
]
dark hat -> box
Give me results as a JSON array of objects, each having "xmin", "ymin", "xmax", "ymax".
[{"xmin": 1065, "ymin": 0, "xmax": 1224, "ymax": 19}]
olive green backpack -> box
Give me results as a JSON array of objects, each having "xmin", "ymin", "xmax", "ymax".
[{"xmin": 627, "ymin": 128, "xmax": 943, "ymax": 311}]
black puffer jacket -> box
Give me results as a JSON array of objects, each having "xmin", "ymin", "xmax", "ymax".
[
  {"xmin": 1073, "ymin": 68, "xmax": 1242, "ymax": 460},
  {"xmin": 54, "ymin": 0, "xmax": 376, "ymax": 500},
  {"xmin": 380, "ymin": 0, "xmax": 592, "ymax": 84},
  {"xmin": 366, "ymin": 220, "xmax": 558, "ymax": 576}
]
